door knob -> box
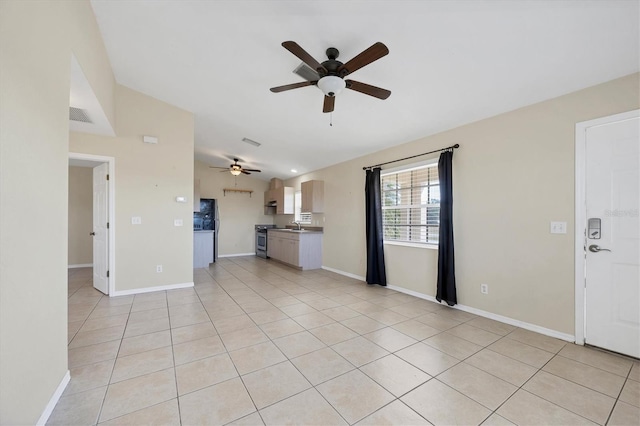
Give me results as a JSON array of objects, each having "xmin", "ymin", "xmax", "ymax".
[
  {"xmin": 89, "ymin": 232, "xmax": 95, "ymax": 236},
  {"xmin": 589, "ymin": 244, "xmax": 611, "ymax": 253}
]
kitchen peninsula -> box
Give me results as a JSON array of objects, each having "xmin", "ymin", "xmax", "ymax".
[{"xmin": 267, "ymin": 229, "xmax": 322, "ymax": 270}]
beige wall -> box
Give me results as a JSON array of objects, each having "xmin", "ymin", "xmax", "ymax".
[
  {"xmin": 0, "ymin": 1, "xmax": 116, "ymax": 423},
  {"xmin": 70, "ymin": 85, "xmax": 195, "ymax": 292},
  {"xmin": 283, "ymin": 73, "xmax": 639, "ymax": 336},
  {"xmin": 68, "ymin": 166, "xmax": 93, "ymax": 266},
  {"xmin": 195, "ymin": 160, "xmax": 273, "ymax": 255}
]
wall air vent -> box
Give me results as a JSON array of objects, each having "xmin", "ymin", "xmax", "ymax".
[
  {"xmin": 293, "ymin": 62, "xmax": 320, "ymax": 82},
  {"xmin": 69, "ymin": 107, "xmax": 92, "ymax": 123}
]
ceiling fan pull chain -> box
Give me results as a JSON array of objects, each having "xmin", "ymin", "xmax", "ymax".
[{"xmin": 330, "ymin": 112, "xmax": 333, "ymax": 127}]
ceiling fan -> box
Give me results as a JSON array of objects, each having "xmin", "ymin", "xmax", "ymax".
[
  {"xmin": 210, "ymin": 158, "xmax": 261, "ymax": 176},
  {"xmin": 270, "ymin": 41, "xmax": 391, "ymax": 113}
]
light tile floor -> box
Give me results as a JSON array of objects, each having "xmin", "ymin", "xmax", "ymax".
[{"xmin": 52, "ymin": 257, "xmax": 640, "ymax": 425}]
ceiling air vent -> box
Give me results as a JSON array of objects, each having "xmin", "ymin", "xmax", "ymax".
[
  {"xmin": 69, "ymin": 107, "xmax": 92, "ymax": 123},
  {"xmin": 241, "ymin": 137, "xmax": 261, "ymax": 147},
  {"xmin": 293, "ymin": 62, "xmax": 320, "ymax": 82}
]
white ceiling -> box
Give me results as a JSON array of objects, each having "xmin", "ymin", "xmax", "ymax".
[{"xmin": 90, "ymin": 0, "xmax": 639, "ymax": 181}]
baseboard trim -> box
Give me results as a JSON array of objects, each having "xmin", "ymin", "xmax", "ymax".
[
  {"xmin": 218, "ymin": 253, "xmax": 256, "ymax": 258},
  {"xmin": 321, "ymin": 265, "xmax": 575, "ymax": 343},
  {"xmin": 68, "ymin": 264, "xmax": 93, "ymax": 269},
  {"xmin": 387, "ymin": 284, "xmax": 575, "ymax": 342},
  {"xmin": 321, "ymin": 265, "xmax": 365, "ymax": 281},
  {"xmin": 36, "ymin": 370, "xmax": 70, "ymax": 426},
  {"xmin": 110, "ymin": 281, "xmax": 194, "ymax": 297}
]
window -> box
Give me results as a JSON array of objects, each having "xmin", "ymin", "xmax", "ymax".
[
  {"xmin": 381, "ymin": 162, "xmax": 440, "ymax": 244},
  {"xmin": 294, "ymin": 191, "xmax": 312, "ymax": 224}
]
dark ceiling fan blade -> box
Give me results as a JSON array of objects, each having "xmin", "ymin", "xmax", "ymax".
[
  {"xmin": 323, "ymin": 95, "xmax": 335, "ymax": 113},
  {"xmin": 345, "ymin": 80, "xmax": 391, "ymax": 100},
  {"xmin": 243, "ymin": 169, "xmax": 261, "ymax": 173},
  {"xmin": 270, "ymin": 81, "xmax": 316, "ymax": 93},
  {"xmin": 209, "ymin": 166, "xmax": 229, "ymax": 169},
  {"xmin": 282, "ymin": 41, "xmax": 327, "ymax": 73},
  {"xmin": 338, "ymin": 42, "xmax": 389, "ymax": 77},
  {"xmin": 241, "ymin": 170, "xmax": 251, "ymax": 175}
]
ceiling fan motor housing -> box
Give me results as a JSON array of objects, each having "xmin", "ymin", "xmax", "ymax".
[{"xmin": 318, "ymin": 48, "xmax": 346, "ymax": 97}]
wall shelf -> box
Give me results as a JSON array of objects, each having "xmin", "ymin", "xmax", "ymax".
[{"xmin": 223, "ymin": 188, "xmax": 253, "ymax": 197}]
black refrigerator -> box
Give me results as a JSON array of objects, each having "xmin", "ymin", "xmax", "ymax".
[{"xmin": 194, "ymin": 198, "xmax": 219, "ymax": 262}]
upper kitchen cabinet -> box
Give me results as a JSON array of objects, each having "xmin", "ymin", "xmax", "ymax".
[
  {"xmin": 301, "ymin": 180, "xmax": 324, "ymax": 213},
  {"xmin": 264, "ymin": 186, "xmax": 294, "ymax": 215},
  {"xmin": 194, "ymin": 179, "xmax": 201, "ymax": 212}
]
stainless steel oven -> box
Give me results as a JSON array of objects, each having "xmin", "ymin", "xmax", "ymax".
[{"xmin": 255, "ymin": 224, "xmax": 276, "ymax": 258}]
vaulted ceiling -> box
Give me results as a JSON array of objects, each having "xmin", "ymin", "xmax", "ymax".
[{"xmin": 90, "ymin": 0, "xmax": 639, "ymax": 181}]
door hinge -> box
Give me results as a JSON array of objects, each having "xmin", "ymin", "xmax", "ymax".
[
  {"xmin": 107, "ymin": 222, "xmax": 110, "ymax": 229},
  {"xmin": 106, "ymin": 174, "xmax": 110, "ymax": 181},
  {"xmin": 106, "ymin": 270, "xmax": 110, "ymax": 278}
]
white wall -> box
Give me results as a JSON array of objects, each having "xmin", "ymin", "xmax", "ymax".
[
  {"xmin": 68, "ymin": 166, "xmax": 93, "ymax": 266},
  {"xmin": 70, "ymin": 85, "xmax": 195, "ymax": 292},
  {"xmin": 195, "ymin": 160, "xmax": 272, "ymax": 256},
  {"xmin": 0, "ymin": 0, "xmax": 115, "ymax": 423},
  {"xmin": 282, "ymin": 73, "xmax": 640, "ymax": 336}
]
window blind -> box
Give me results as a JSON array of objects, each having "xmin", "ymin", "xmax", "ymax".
[{"xmin": 381, "ymin": 163, "xmax": 440, "ymax": 244}]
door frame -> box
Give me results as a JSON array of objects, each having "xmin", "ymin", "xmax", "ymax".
[
  {"xmin": 69, "ymin": 152, "xmax": 116, "ymax": 295},
  {"xmin": 574, "ymin": 109, "xmax": 639, "ymax": 346}
]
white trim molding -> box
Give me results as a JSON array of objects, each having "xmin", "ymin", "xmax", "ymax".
[
  {"xmin": 68, "ymin": 263, "xmax": 93, "ymax": 269},
  {"xmin": 36, "ymin": 370, "xmax": 70, "ymax": 426},
  {"xmin": 321, "ymin": 265, "xmax": 365, "ymax": 281},
  {"xmin": 387, "ymin": 284, "xmax": 575, "ymax": 342},
  {"xmin": 574, "ymin": 109, "xmax": 640, "ymax": 347},
  {"xmin": 324, "ymin": 265, "xmax": 574, "ymax": 342},
  {"xmin": 110, "ymin": 281, "xmax": 194, "ymax": 297},
  {"xmin": 219, "ymin": 253, "xmax": 256, "ymax": 258}
]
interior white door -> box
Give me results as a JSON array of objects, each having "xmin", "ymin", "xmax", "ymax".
[
  {"xmin": 93, "ymin": 163, "xmax": 109, "ymax": 295},
  {"xmin": 585, "ymin": 115, "xmax": 639, "ymax": 358}
]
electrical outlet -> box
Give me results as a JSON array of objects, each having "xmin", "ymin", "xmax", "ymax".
[
  {"xmin": 156, "ymin": 265, "xmax": 162, "ymax": 273},
  {"xmin": 481, "ymin": 284, "xmax": 489, "ymax": 294},
  {"xmin": 131, "ymin": 216, "xmax": 142, "ymax": 225},
  {"xmin": 174, "ymin": 219, "xmax": 183, "ymax": 227}
]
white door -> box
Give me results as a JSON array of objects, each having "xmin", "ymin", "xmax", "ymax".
[
  {"xmin": 585, "ymin": 115, "xmax": 639, "ymax": 358},
  {"xmin": 93, "ymin": 163, "xmax": 109, "ymax": 294}
]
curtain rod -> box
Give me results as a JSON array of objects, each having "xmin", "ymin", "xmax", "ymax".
[{"xmin": 362, "ymin": 144, "xmax": 460, "ymax": 170}]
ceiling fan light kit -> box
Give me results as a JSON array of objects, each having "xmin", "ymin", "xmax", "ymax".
[
  {"xmin": 270, "ymin": 41, "xmax": 391, "ymax": 113},
  {"xmin": 317, "ymin": 76, "xmax": 345, "ymax": 97}
]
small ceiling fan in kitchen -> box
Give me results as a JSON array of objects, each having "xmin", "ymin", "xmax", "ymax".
[
  {"xmin": 270, "ymin": 41, "xmax": 391, "ymax": 113},
  {"xmin": 210, "ymin": 158, "xmax": 261, "ymax": 175}
]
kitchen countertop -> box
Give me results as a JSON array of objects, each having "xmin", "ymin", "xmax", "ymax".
[
  {"xmin": 268, "ymin": 228, "xmax": 323, "ymax": 234},
  {"xmin": 194, "ymin": 230, "xmax": 214, "ymax": 232}
]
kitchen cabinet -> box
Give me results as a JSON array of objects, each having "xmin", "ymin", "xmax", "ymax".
[
  {"xmin": 194, "ymin": 179, "xmax": 201, "ymax": 212},
  {"xmin": 267, "ymin": 230, "xmax": 322, "ymax": 270},
  {"xmin": 301, "ymin": 180, "xmax": 324, "ymax": 213},
  {"xmin": 194, "ymin": 231, "xmax": 214, "ymax": 268},
  {"xmin": 264, "ymin": 186, "xmax": 294, "ymax": 215}
]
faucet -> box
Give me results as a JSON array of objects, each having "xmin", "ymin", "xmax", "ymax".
[{"xmin": 292, "ymin": 220, "xmax": 302, "ymax": 230}]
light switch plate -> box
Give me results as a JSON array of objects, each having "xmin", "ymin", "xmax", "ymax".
[
  {"xmin": 131, "ymin": 216, "xmax": 142, "ymax": 225},
  {"xmin": 550, "ymin": 221, "xmax": 567, "ymax": 234}
]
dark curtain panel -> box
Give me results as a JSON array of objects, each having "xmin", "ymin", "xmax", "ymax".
[
  {"xmin": 365, "ymin": 168, "xmax": 387, "ymax": 286},
  {"xmin": 436, "ymin": 150, "xmax": 457, "ymax": 305}
]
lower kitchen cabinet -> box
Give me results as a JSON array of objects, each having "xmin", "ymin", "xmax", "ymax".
[
  {"xmin": 194, "ymin": 231, "xmax": 214, "ymax": 268},
  {"xmin": 267, "ymin": 230, "xmax": 322, "ymax": 270}
]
